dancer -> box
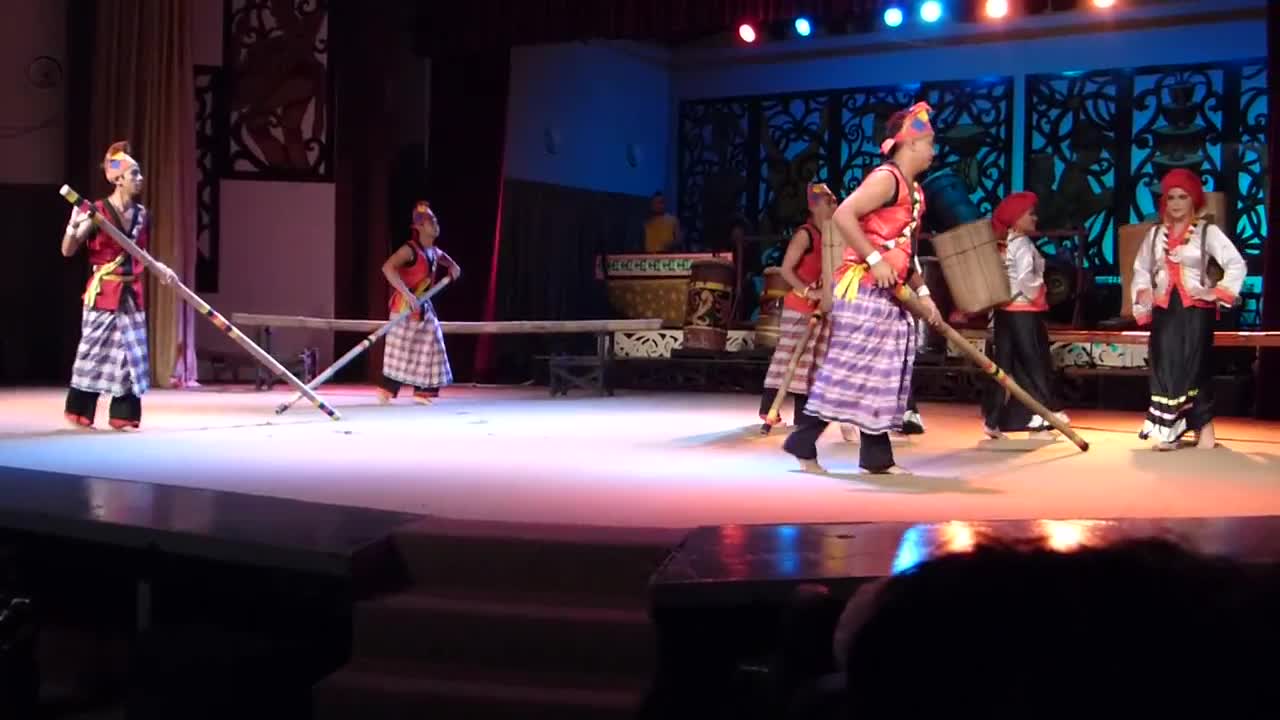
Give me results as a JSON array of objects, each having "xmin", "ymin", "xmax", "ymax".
[
  {"xmin": 980, "ymin": 191, "xmax": 1068, "ymax": 438},
  {"xmin": 378, "ymin": 201, "xmax": 459, "ymax": 404},
  {"xmin": 62, "ymin": 141, "xmax": 176, "ymax": 430},
  {"xmin": 784, "ymin": 102, "xmax": 942, "ymax": 473},
  {"xmin": 759, "ymin": 183, "xmax": 838, "ymax": 427},
  {"xmin": 1131, "ymin": 169, "xmax": 1245, "ymax": 450}
]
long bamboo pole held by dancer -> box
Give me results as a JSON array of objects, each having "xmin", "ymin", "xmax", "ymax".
[
  {"xmin": 58, "ymin": 184, "xmax": 342, "ymax": 421},
  {"xmin": 890, "ymin": 284, "xmax": 1089, "ymax": 452},
  {"xmin": 275, "ymin": 277, "xmax": 453, "ymax": 415}
]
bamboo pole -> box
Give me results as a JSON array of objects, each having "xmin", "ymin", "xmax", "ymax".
[
  {"xmin": 275, "ymin": 277, "xmax": 453, "ymax": 414},
  {"xmin": 59, "ymin": 185, "xmax": 342, "ymax": 420},
  {"xmin": 891, "ymin": 284, "xmax": 1088, "ymax": 451}
]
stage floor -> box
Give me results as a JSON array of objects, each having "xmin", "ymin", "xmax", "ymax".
[{"xmin": 1, "ymin": 385, "xmax": 1277, "ymax": 529}]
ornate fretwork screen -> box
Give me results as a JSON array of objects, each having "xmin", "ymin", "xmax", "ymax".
[
  {"xmin": 677, "ymin": 77, "xmax": 1015, "ymax": 248},
  {"xmin": 1025, "ymin": 59, "xmax": 1268, "ymax": 278}
]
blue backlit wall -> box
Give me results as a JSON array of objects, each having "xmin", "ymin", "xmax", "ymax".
[
  {"xmin": 503, "ymin": 41, "xmax": 671, "ymax": 197},
  {"xmin": 668, "ymin": 0, "xmax": 1268, "ymax": 311}
]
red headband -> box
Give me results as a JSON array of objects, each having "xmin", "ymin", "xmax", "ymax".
[{"xmin": 880, "ymin": 102, "xmax": 934, "ymax": 156}]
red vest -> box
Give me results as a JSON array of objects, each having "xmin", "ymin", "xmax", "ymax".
[
  {"xmin": 82, "ymin": 199, "xmax": 149, "ymax": 312},
  {"xmin": 388, "ymin": 238, "xmax": 438, "ymax": 318},
  {"xmin": 839, "ymin": 163, "xmax": 923, "ymax": 286},
  {"xmin": 783, "ymin": 221, "xmax": 826, "ymax": 313}
]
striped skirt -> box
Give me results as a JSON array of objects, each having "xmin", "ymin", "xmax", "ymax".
[
  {"xmin": 803, "ymin": 286, "xmax": 916, "ymax": 434},
  {"xmin": 382, "ymin": 302, "xmax": 452, "ymax": 389},
  {"xmin": 763, "ymin": 308, "xmax": 832, "ymax": 394},
  {"xmin": 69, "ymin": 293, "xmax": 151, "ymax": 397}
]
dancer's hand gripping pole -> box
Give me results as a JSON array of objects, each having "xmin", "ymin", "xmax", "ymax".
[
  {"xmin": 275, "ymin": 277, "xmax": 453, "ymax": 414},
  {"xmin": 58, "ymin": 184, "xmax": 342, "ymax": 420},
  {"xmin": 890, "ymin": 284, "xmax": 1088, "ymax": 452}
]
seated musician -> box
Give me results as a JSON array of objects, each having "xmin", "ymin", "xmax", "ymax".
[{"xmin": 643, "ymin": 191, "xmax": 682, "ymax": 253}]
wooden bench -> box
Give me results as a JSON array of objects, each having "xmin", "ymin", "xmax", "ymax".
[{"xmin": 228, "ymin": 314, "xmax": 663, "ymax": 396}]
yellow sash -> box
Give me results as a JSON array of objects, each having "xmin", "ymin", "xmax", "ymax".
[{"xmin": 83, "ymin": 254, "xmax": 128, "ymax": 308}]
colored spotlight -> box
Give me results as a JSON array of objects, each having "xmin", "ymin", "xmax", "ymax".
[
  {"xmin": 920, "ymin": 1, "xmax": 943, "ymax": 23},
  {"xmin": 738, "ymin": 23, "xmax": 757, "ymax": 42},
  {"xmin": 1093, "ymin": 0, "xmax": 1116, "ymax": 7},
  {"xmin": 883, "ymin": 6, "xmax": 904, "ymax": 27},
  {"xmin": 794, "ymin": 17, "xmax": 812, "ymax": 36},
  {"xmin": 984, "ymin": 0, "xmax": 1009, "ymax": 19}
]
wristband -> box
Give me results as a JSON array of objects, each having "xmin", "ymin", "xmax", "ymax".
[
  {"xmin": 917, "ymin": 286, "xmax": 932, "ymax": 298},
  {"xmin": 865, "ymin": 251, "xmax": 883, "ymax": 266}
]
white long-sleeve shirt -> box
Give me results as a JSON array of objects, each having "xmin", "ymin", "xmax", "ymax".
[
  {"xmin": 1130, "ymin": 221, "xmax": 1245, "ymax": 325},
  {"xmin": 1001, "ymin": 233, "xmax": 1047, "ymax": 312}
]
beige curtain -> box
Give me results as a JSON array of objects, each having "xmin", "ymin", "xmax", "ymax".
[{"xmin": 89, "ymin": 0, "xmax": 198, "ymax": 388}]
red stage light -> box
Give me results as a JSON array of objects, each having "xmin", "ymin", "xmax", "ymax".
[
  {"xmin": 984, "ymin": 0, "xmax": 1009, "ymax": 19},
  {"xmin": 738, "ymin": 23, "xmax": 757, "ymax": 43}
]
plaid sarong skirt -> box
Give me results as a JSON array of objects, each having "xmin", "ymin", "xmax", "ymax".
[
  {"xmin": 763, "ymin": 307, "xmax": 832, "ymax": 395},
  {"xmin": 382, "ymin": 302, "xmax": 452, "ymax": 389},
  {"xmin": 70, "ymin": 293, "xmax": 150, "ymax": 397}
]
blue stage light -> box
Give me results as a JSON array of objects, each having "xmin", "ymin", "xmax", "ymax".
[
  {"xmin": 920, "ymin": 1, "xmax": 943, "ymax": 23},
  {"xmin": 794, "ymin": 17, "xmax": 812, "ymax": 36},
  {"xmin": 884, "ymin": 6, "xmax": 905, "ymax": 27}
]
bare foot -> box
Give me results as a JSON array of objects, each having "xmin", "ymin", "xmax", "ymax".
[
  {"xmin": 1196, "ymin": 423, "xmax": 1216, "ymax": 449},
  {"xmin": 376, "ymin": 389, "xmax": 393, "ymax": 405},
  {"xmin": 1153, "ymin": 441, "xmax": 1178, "ymax": 452},
  {"xmin": 983, "ymin": 425, "xmax": 1005, "ymax": 439},
  {"xmin": 840, "ymin": 424, "xmax": 857, "ymax": 443},
  {"xmin": 797, "ymin": 458, "xmax": 826, "ymax": 473}
]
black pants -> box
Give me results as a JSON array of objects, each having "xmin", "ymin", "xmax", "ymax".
[
  {"xmin": 759, "ymin": 388, "xmax": 808, "ymax": 425},
  {"xmin": 980, "ymin": 310, "xmax": 1062, "ymax": 431},
  {"xmin": 379, "ymin": 377, "xmax": 440, "ymax": 397},
  {"xmin": 1144, "ymin": 292, "xmax": 1215, "ymax": 438},
  {"xmin": 65, "ymin": 388, "xmax": 141, "ymax": 424},
  {"xmin": 784, "ymin": 412, "xmax": 895, "ymax": 472}
]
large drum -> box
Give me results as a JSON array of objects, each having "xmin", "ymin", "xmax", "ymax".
[
  {"xmin": 931, "ymin": 219, "xmax": 1012, "ymax": 314},
  {"xmin": 683, "ymin": 258, "xmax": 736, "ymax": 352},
  {"xmin": 753, "ymin": 267, "xmax": 790, "ymax": 349}
]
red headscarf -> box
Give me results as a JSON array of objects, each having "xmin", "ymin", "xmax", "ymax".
[
  {"xmin": 1158, "ymin": 169, "xmax": 1206, "ymax": 219},
  {"xmin": 992, "ymin": 191, "xmax": 1037, "ymax": 239}
]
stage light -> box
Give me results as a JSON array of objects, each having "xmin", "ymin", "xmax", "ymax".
[
  {"xmin": 883, "ymin": 6, "xmax": 904, "ymax": 27},
  {"xmin": 738, "ymin": 23, "xmax": 757, "ymax": 43},
  {"xmin": 984, "ymin": 0, "xmax": 1009, "ymax": 19},
  {"xmin": 794, "ymin": 17, "xmax": 812, "ymax": 36},
  {"xmin": 1092, "ymin": 0, "xmax": 1117, "ymax": 7},
  {"xmin": 920, "ymin": 1, "xmax": 943, "ymax": 23}
]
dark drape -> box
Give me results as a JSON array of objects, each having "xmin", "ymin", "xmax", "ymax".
[
  {"xmin": 417, "ymin": 0, "xmax": 879, "ymax": 52},
  {"xmin": 332, "ymin": 2, "xmax": 405, "ymax": 383},
  {"xmin": 487, "ymin": 180, "xmax": 649, "ymax": 383},
  {"xmin": 1258, "ymin": 0, "xmax": 1279, "ymax": 417},
  {"xmin": 424, "ymin": 53, "xmax": 510, "ymax": 383}
]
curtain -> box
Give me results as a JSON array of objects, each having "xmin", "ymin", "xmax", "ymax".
[
  {"xmin": 417, "ymin": 0, "xmax": 877, "ymax": 52},
  {"xmin": 88, "ymin": 0, "xmax": 198, "ymax": 388},
  {"xmin": 487, "ymin": 179, "xmax": 650, "ymax": 383},
  {"xmin": 425, "ymin": 51, "xmax": 510, "ymax": 382}
]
